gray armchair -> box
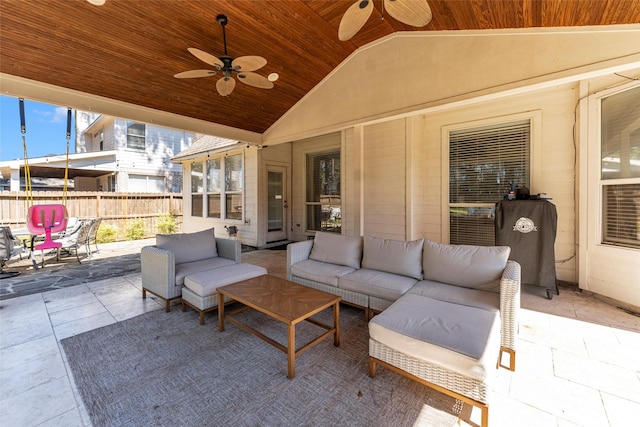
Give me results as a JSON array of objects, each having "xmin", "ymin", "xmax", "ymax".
[
  {"xmin": 141, "ymin": 228, "xmax": 241, "ymax": 312},
  {"xmin": 1, "ymin": 226, "xmax": 25, "ymax": 279}
]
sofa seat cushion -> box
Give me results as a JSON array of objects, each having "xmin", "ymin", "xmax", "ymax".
[
  {"xmin": 157, "ymin": 228, "xmax": 217, "ymax": 264},
  {"xmin": 423, "ymin": 240, "xmax": 510, "ymax": 291},
  {"xmin": 290, "ymin": 259, "xmax": 356, "ymax": 287},
  {"xmin": 408, "ymin": 280, "xmax": 500, "ymax": 312},
  {"xmin": 175, "ymin": 257, "xmax": 236, "ymax": 286},
  {"xmin": 369, "ymin": 293, "xmax": 500, "ymax": 382},
  {"xmin": 362, "ymin": 236, "xmax": 424, "ymax": 280},
  {"xmin": 339, "ymin": 269, "xmax": 417, "ymax": 302},
  {"xmin": 309, "ymin": 232, "xmax": 363, "ymax": 269},
  {"xmin": 184, "ymin": 263, "xmax": 267, "ymax": 297}
]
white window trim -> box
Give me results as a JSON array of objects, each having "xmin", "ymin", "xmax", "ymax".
[
  {"xmin": 302, "ymin": 146, "xmax": 342, "ymax": 235},
  {"xmin": 441, "ymin": 111, "xmax": 542, "ymax": 243},
  {"xmin": 585, "ymin": 81, "xmax": 640, "ymax": 250}
]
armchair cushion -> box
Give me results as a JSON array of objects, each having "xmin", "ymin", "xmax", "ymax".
[
  {"xmin": 362, "ymin": 236, "xmax": 424, "ymax": 280},
  {"xmin": 156, "ymin": 228, "xmax": 217, "ymax": 265},
  {"xmin": 422, "ymin": 240, "xmax": 510, "ymax": 291},
  {"xmin": 309, "ymin": 231, "xmax": 363, "ymax": 269},
  {"xmin": 175, "ymin": 257, "xmax": 236, "ymax": 286}
]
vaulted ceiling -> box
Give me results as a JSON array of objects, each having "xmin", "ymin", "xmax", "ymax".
[{"xmin": 1, "ymin": 0, "xmax": 639, "ymax": 135}]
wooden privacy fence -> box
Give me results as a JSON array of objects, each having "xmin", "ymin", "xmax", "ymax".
[{"xmin": 0, "ymin": 191, "xmax": 183, "ymax": 239}]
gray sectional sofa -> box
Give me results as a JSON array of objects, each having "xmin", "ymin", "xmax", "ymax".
[{"xmin": 287, "ymin": 231, "xmax": 521, "ymax": 427}]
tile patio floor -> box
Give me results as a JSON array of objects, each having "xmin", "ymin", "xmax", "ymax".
[{"xmin": 0, "ymin": 241, "xmax": 638, "ymax": 426}]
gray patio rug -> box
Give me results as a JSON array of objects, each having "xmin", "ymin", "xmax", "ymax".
[{"xmin": 61, "ymin": 305, "xmax": 461, "ymax": 427}]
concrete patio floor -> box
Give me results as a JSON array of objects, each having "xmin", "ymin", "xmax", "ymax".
[{"xmin": 0, "ymin": 241, "xmax": 638, "ymax": 426}]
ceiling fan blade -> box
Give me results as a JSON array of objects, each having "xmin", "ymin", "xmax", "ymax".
[
  {"xmin": 338, "ymin": 0, "xmax": 374, "ymax": 41},
  {"xmin": 173, "ymin": 70, "xmax": 217, "ymax": 78},
  {"xmin": 216, "ymin": 76, "xmax": 236, "ymax": 96},
  {"xmin": 187, "ymin": 48, "xmax": 224, "ymax": 68},
  {"xmin": 237, "ymin": 72, "xmax": 274, "ymax": 89},
  {"xmin": 384, "ymin": 0, "xmax": 432, "ymax": 27},
  {"xmin": 232, "ymin": 55, "xmax": 267, "ymax": 72}
]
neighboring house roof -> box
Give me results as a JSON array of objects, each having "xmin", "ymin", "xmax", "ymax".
[
  {"xmin": 0, "ymin": 151, "xmax": 117, "ymax": 180},
  {"xmin": 172, "ymin": 134, "xmax": 240, "ymax": 162}
]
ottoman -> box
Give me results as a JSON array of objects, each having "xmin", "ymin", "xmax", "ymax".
[{"xmin": 181, "ymin": 263, "xmax": 267, "ymax": 324}]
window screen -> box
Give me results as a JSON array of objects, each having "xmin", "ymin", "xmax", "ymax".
[
  {"xmin": 449, "ymin": 120, "xmax": 531, "ymax": 245},
  {"xmin": 306, "ymin": 151, "xmax": 341, "ymax": 233}
]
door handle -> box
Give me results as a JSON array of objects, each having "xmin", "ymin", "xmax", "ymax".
[{"xmin": 283, "ymin": 200, "xmax": 288, "ymax": 209}]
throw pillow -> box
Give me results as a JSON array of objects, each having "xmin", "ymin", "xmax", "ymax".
[
  {"xmin": 361, "ymin": 236, "xmax": 424, "ymax": 280},
  {"xmin": 156, "ymin": 228, "xmax": 217, "ymax": 265},
  {"xmin": 309, "ymin": 231, "xmax": 363, "ymax": 269}
]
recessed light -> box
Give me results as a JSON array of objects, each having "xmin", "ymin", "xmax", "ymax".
[
  {"xmin": 268, "ymin": 73, "xmax": 279, "ymax": 82},
  {"xmin": 87, "ymin": 0, "xmax": 106, "ymax": 5}
]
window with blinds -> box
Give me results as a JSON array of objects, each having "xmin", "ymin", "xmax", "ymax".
[
  {"xmin": 306, "ymin": 150, "xmax": 341, "ymax": 233},
  {"xmin": 600, "ymin": 85, "xmax": 640, "ymax": 249},
  {"xmin": 449, "ymin": 120, "xmax": 531, "ymax": 245},
  {"xmin": 126, "ymin": 122, "xmax": 145, "ymax": 150}
]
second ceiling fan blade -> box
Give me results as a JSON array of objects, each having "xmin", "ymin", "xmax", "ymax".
[
  {"xmin": 173, "ymin": 70, "xmax": 217, "ymax": 78},
  {"xmin": 384, "ymin": 0, "xmax": 432, "ymax": 27},
  {"xmin": 233, "ymin": 55, "xmax": 267, "ymax": 72},
  {"xmin": 188, "ymin": 48, "xmax": 224, "ymax": 68},
  {"xmin": 338, "ymin": 0, "xmax": 374, "ymax": 41},
  {"xmin": 237, "ymin": 72, "xmax": 274, "ymax": 89},
  {"xmin": 216, "ymin": 76, "xmax": 236, "ymax": 96}
]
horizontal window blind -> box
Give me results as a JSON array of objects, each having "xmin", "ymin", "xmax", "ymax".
[
  {"xmin": 602, "ymin": 184, "xmax": 640, "ymax": 248},
  {"xmin": 449, "ymin": 120, "xmax": 530, "ymax": 245}
]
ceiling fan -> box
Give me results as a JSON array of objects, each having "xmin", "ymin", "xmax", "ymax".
[
  {"xmin": 174, "ymin": 14, "xmax": 274, "ymax": 97},
  {"xmin": 338, "ymin": 0, "xmax": 433, "ymax": 41}
]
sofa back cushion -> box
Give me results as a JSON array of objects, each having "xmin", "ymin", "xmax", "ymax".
[
  {"xmin": 309, "ymin": 231, "xmax": 363, "ymax": 269},
  {"xmin": 362, "ymin": 236, "xmax": 424, "ymax": 280},
  {"xmin": 156, "ymin": 228, "xmax": 217, "ymax": 265},
  {"xmin": 422, "ymin": 239, "xmax": 510, "ymax": 291}
]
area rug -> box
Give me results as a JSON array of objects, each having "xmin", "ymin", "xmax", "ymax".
[{"xmin": 61, "ymin": 305, "xmax": 461, "ymax": 427}]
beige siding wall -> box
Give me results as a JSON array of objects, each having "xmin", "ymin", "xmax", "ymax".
[
  {"xmin": 418, "ymin": 83, "xmax": 578, "ymax": 282},
  {"xmin": 362, "ymin": 120, "xmax": 407, "ymax": 240}
]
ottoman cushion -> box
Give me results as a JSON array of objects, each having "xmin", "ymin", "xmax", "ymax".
[{"xmin": 184, "ymin": 263, "xmax": 267, "ymax": 297}]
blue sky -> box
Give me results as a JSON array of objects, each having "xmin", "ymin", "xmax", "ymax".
[{"xmin": 0, "ymin": 95, "xmax": 76, "ymax": 161}]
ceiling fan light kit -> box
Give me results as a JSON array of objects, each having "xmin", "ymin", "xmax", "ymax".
[
  {"xmin": 339, "ymin": 0, "xmax": 432, "ymax": 41},
  {"xmin": 174, "ymin": 14, "xmax": 274, "ymax": 97}
]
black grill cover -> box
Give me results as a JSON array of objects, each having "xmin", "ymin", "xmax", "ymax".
[{"xmin": 495, "ymin": 200, "xmax": 557, "ymax": 291}]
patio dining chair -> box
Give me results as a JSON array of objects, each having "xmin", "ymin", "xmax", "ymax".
[
  {"xmin": 0, "ymin": 226, "xmax": 25, "ymax": 279},
  {"xmin": 86, "ymin": 217, "xmax": 102, "ymax": 255},
  {"xmin": 53, "ymin": 220, "xmax": 92, "ymax": 264}
]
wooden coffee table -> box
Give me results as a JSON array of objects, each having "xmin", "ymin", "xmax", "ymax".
[{"xmin": 217, "ymin": 275, "xmax": 341, "ymax": 379}]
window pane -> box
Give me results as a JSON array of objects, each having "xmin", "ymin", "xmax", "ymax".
[
  {"xmin": 450, "ymin": 207, "xmax": 496, "ymax": 246},
  {"xmin": 601, "ymin": 85, "xmax": 640, "ymax": 180},
  {"xmin": 226, "ymin": 194, "xmax": 242, "ymax": 220},
  {"xmin": 207, "ymin": 158, "xmax": 221, "ymax": 193},
  {"xmin": 127, "ymin": 122, "xmax": 145, "ymax": 150},
  {"xmin": 449, "ymin": 120, "xmax": 530, "ymax": 245},
  {"xmin": 191, "ymin": 194, "xmax": 203, "ymax": 217},
  {"xmin": 207, "ymin": 194, "xmax": 220, "ymax": 218},
  {"xmin": 450, "ymin": 120, "xmax": 530, "ymax": 204},
  {"xmin": 225, "ymin": 154, "xmax": 243, "ymax": 192},
  {"xmin": 191, "ymin": 163, "xmax": 203, "ymax": 193},
  {"xmin": 602, "ymin": 184, "xmax": 640, "ymax": 248},
  {"xmin": 306, "ymin": 151, "xmax": 341, "ymax": 233}
]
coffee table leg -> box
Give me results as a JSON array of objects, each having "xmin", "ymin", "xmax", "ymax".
[
  {"xmin": 218, "ymin": 291, "xmax": 225, "ymax": 332},
  {"xmin": 287, "ymin": 323, "xmax": 295, "ymax": 379},
  {"xmin": 334, "ymin": 302, "xmax": 340, "ymax": 347}
]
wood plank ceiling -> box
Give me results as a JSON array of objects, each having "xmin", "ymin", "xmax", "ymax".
[{"xmin": 1, "ymin": 0, "xmax": 639, "ymax": 135}]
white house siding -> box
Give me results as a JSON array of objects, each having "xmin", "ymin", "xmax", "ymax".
[
  {"xmin": 113, "ymin": 119, "xmax": 189, "ymax": 192},
  {"xmin": 362, "ymin": 120, "xmax": 407, "ymax": 240}
]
